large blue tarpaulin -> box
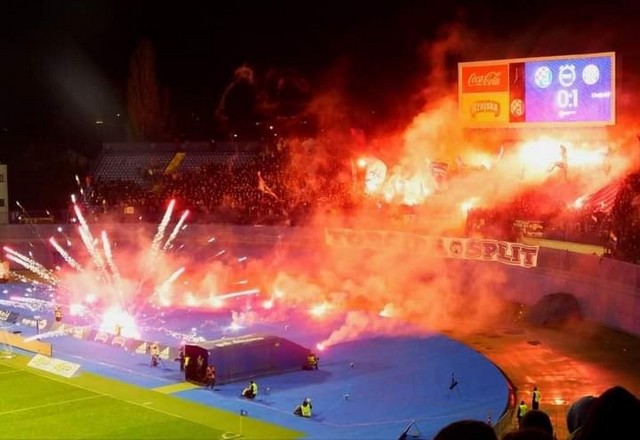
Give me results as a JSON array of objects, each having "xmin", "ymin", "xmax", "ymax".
[{"xmin": 185, "ymin": 333, "xmax": 310, "ymax": 384}]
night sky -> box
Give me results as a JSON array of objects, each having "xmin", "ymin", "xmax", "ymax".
[{"xmin": 1, "ymin": 0, "xmax": 639, "ymax": 207}]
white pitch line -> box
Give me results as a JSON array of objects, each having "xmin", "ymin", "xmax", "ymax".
[
  {"xmin": 0, "ymin": 394, "xmax": 104, "ymax": 417},
  {"xmin": 53, "ymin": 349, "xmax": 175, "ymax": 384},
  {"xmin": 0, "ymin": 359, "xmax": 239, "ymax": 435},
  {"xmin": 0, "ymin": 370, "xmax": 20, "ymax": 375}
]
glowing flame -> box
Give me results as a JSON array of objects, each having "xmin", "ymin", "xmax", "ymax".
[
  {"xmin": 99, "ymin": 307, "xmax": 140, "ymax": 339},
  {"xmin": 571, "ymin": 195, "xmax": 587, "ymax": 209},
  {"xmin": 210, "ymin": 297, "xmax": 224, "ymax": 308},
  {"xmin": 460, "ymin": 197, "xmax": 480, "ymax": 215},
  {"xmin": 184, "ymin": 292, "xmax": 198, "ymax": 306},
  {"xmin": 69, "ymin": 303, "xmax": 87, "ymax": 317},
  {"xmin": 379, "ymin": 303, "xmax": 396, "ymax": 318},
  {"xmin": 309, "ymin": 302, "xmax": 332, "ymax": 318},
  {"xmin": 518, "ymin": 138, "xmax": 567, "ymax": 175},
  {"xmin": 363, "ymin": 157, "xmax": 388, "ymax": 195}
]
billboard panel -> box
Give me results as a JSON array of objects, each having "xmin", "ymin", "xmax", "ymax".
[{"xmin": 458, "ymin": 52, "xmax": 615, "ymax": 128}]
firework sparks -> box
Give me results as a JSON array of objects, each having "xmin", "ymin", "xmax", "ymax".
[
  {"xmin": 101, "ymin": 230, "xmax": 123, "ymax": 296},
  {"xmin": 74, "ymin": 205, "xmax": 109, "ymax": 282},
  {"xmin": 163, "ymin": 209, "xmax": 189, "ymax": 251},
  {"xmin": 49, "ymin": 237, "xmax": 83, "ymax": 272},
  {"xmin": 150, "ymin": 199, "xmax": 175, "ymax": 260},
  {"xmin": 154, "ymin": 267, "xmax": 186, "ymax": 306},
  {"xmin": 4, "ymin": 246, "xmax": 59, "ymax": 285},
  {"xmin": 4, "ymin": 201, "xmax": 209, "ymax": 338}
]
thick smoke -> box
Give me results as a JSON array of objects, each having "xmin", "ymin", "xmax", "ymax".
[
  {"xmin": 47, "ymin": 7, "xmax": 640, "ymax": 351},
  {"xmin": 243, "ymin": 13, "xmax": 640, "ymax": 349}
]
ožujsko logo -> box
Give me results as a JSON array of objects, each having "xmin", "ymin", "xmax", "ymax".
[{"xmin": 470, "ymin": 100, "xmax": 501, "ymax": 117}]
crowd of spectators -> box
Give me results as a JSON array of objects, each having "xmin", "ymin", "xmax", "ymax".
[
  {"xmin": 26, "ymin": 140, "xmax": 635, "ymax": 265},
  {"xmin": 82, "ymin": 147, "xmax": 353, "ymax": 226}
]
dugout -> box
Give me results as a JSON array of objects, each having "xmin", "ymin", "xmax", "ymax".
[{"xmin": 184, "ymin": 333, "xmax": 311, "ymax": 384}]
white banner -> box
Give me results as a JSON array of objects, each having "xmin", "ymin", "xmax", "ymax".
[
  {"xmin": 28, "ymin": 354, "xmax": 81, "ymax": 378},
  {"xmin": 324, "ymin": 228, "xmax": 539, "ymax": 268}
]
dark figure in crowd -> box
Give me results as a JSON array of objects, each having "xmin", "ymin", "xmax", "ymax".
[
  {"xmin": 433, "ymin": 419, "xmax": 498, "ymax": 440},
  {"xmin": 242, "ymin": 380, "xmax": 258, "ymax": 399},
  {"xmin": 205, "ymin": 365, "xmax": 216, "ymax": 390},
  {"xmin": 547, "ymin": 144, "xmax": 568, "ymax": 180},
  {"xmin": 293, "ymin": 398, "xmax": 312, "ymax": 417},
  {"xmin": 532, "ymin": 385, "xmax": 541, "ymax": 410}
]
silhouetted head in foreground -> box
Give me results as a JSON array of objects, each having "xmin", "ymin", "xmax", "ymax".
[
  {"xmin": 566, "ymin": 395, "xmax": 597, "ymax": 434},
  {"xmin": 570, "ymin": 385, "xmax": 640, "ymax": 440},
  {"xmin": 433, "ymin": 419, "xmax": 497, "ymax": 440},
  {"xmin": 502, "ymin": 427, "xmax": 553, "ymax": 440},
  {"xmin": 520, "ymin": 410, "xmax": 554, "ymax": 437}
]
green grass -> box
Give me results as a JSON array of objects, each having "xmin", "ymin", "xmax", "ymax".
[{"xmin": 0, "ymin": 355, "xmax": 303, "ymax": 440}]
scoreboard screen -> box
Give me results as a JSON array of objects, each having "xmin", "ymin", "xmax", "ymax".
[{"xmin": 458, "ymin": 52, "xmax": 615, "ymax": 128}]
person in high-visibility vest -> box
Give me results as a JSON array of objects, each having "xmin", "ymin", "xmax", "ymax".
[
  {"xmin": 517, "ymin": 400, "xmax": 529, "ymax": 427},
  {"xmin": 242, "ymin": 380, "xmax": 258, "ymax": 399},
  {"xmin": 532, "ymin": 386, "xmax": 541, "ymax": 410},
  {"xmin": 304, "ymin": 353, "xmax": 319, "ymax": 370},
  {"xmin": 293, "ymin": 398, "xmax": 312, "ymax": 417}
]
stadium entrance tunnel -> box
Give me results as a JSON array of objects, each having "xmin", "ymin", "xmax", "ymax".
[
  {"xmin": 527, "ymin": 292, "xmax": 583, "ymax": 327},
  {"xmin": 184, "ymin": 333, "xmax": 312, "ymax": 384}
]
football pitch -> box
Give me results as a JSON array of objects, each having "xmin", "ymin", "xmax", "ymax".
[{"xmin": 0, "ymin": 355, "xmax": 302, "ymax": 440}]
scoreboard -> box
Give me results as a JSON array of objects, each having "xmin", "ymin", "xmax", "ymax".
[{"xmin": 458, "ymin": 52, "xmax": 615, "ymax": 128}]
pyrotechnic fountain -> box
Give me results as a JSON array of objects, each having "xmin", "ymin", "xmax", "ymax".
[{"xmin": 3, "ymin": 198, "xmax": 261, "ymax": 341}]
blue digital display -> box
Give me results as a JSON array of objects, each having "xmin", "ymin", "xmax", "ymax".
[{"xmin": 524, "ymin": 55, "xmax": 614, "ymax": 124}]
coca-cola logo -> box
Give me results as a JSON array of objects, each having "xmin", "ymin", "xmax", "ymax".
[{"xmin": 468, "ymin": 71, "xmax": 503, "ymax": 87}]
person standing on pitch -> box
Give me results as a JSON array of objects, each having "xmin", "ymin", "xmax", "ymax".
[
  {"xmin": 205, "ymin": 365, "xmax": 216, "ymax": 390},
  {"xmin": 517, "ymin": 400, "xmax": 529, "ymax": 427},
  {"xmin": 532, "ymin": 385, "xmax": 541, "ymax": 410},
  {"xmin": 177, "ymin": 346, "xmax": 186, "ymax": 372}
]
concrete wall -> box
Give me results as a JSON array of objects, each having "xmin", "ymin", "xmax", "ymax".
[
  {"xmin": 0, "ymin": 330, "xmax": 52, "ymax": 356},
  {"xmin": 1, "ymin": 223, "xmax": 639, "ymax": 337},
  {"xmin": 454, "ymin": 250, "xmax": 640, "ymax": 335}
]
